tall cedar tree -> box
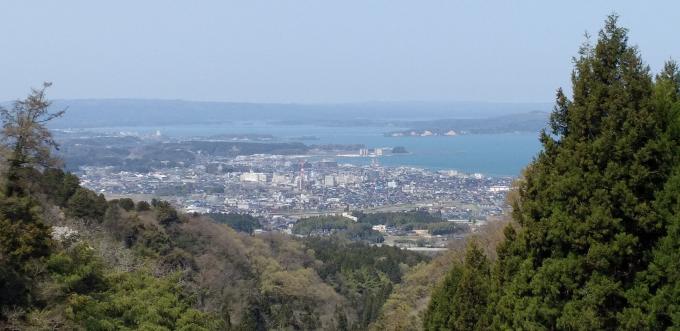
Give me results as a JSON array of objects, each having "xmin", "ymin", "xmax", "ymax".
[
  {"xmin": 618, "ymin": 60, "xmax": 680, "ymax": 328},
  {"xmin": 424, "ymin": 15, "xmax": 680, "ymax": 330},
  {"xmin": 493, "ymin": 15, "xmax": 680, "ymax": 330}
]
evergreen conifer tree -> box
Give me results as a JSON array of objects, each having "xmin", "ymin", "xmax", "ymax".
[
  {"xmin": 618, "ymin": 60, "xmax": 680, "ymax": 329},
  {"xmin": 491, "ymin": 15, "xmax": 680, "ymax": 330},
  {"xmin": 424, "ymin": 242, "xmax": 490, "ymax": 331},
  {"xmin": 424, "ymin": 15, "xmax": 680, "ymax": 331}
]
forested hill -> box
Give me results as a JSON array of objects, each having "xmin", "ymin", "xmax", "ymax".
[
  {"xmin": 0, "ymin": 162, "xmax": 428, "ymax": 330},
  {"xmin": 0, "ymin": 84, "xmax": 431, "ymax": 329}
]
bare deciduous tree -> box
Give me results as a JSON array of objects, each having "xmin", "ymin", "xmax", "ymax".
[{"xmin": 0, "ymin": 82, "xmax": 65, "ymax": 193}]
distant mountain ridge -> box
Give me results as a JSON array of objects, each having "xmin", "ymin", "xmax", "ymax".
[
  {"xmin": 26, "ymin": 99, "xmax": 551, "ymax": 128},
  {"xmin": 387, "ymin": 111, "xmax": 550, "ymax": 136}
]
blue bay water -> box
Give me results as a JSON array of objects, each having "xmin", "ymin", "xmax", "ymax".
[{"xmin": 86, "ymin": 122, "xmax": 543, "ymax": 177}]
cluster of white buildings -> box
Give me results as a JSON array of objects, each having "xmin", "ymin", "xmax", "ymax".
[{"xmin": 238, "ymin": 171, "xmax": 362, "ymax": 189}]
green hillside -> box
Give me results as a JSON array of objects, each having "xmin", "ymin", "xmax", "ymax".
[{"xmin": 0, "ymin": 84, "xmax": 426, "ymax": 330}]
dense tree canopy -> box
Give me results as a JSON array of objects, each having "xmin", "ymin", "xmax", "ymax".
[
  {"xmin": 424, "ymin": 243, "xmax": 490, "ymax": 331},
  {"xmin": 424, "ymin": 15, "xmax": 680, "ymax": 330},
  {"xmin": 207, "ymin": 212, "xmax": 262, "ymax": 234}
]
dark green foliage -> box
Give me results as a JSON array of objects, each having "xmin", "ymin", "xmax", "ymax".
[
  {"xmin": 307, "ymin": 237, "xmax": 426, "ymax": 282},
  {"xmin": 293, "ymin": 215, "xmax": 384, "ymax": 243},
  {"xmin": 305, "ymin": 237, "xmax": 427, "ymax": 328},
  {"xmin": 136, "ymin": 200, "xmax": 151, "ymax": 211},
  {"xmin": 39, "ymin": 168, "xmax": 80, "ymax": 206},
  {"xmin": 137, "ymin": 222, "xmax": 173, "ymax": 255},
  {"xmin": 238, "ymin": 299, "xmax": 267, "ymax": 331},
  {"xmin": 423, "ymin": 243, "xmax": 491, "ymax": 331},
  {"xmin": 159, "ymin": 247, "xmax": 197, "ymax": 271},
  {"xmin": 490, "ymin": 16, "xmax": 680, "ymax": 330},
  {"xmin": 62, "ymin": 173, "xmax": 81, "ymax": 200},
  {"xmin": 354, "ymin": 210, "xmax": 442, "ymax": 229},
  {"xmin": 104, "ymin": 201, "xmax": 122, "ymax": 222},
  {"xmin": 344, "ymin": 222, "xmax": 385, "ymax": 243},
  {"xmin": 117, "ymin": 197, "xmax": 135, "ymax": 211},
  {"xmin": 46, "ymin": 243, "xmax": 107, "ymax": 297},
  {"xmin": 620, "ymin": 155, "xmax": 680, "ymax": 328},
  {"xmin": 68, "ymin": 271, "xmax": 224, "ymax": 330},
  {"xmin": 0, "ymin": 193, "xmax": 52, "ymax": 309},
  {"xmin": 155, "ymin": 199, "xmax": 180, "ymax": 226},
  {"xmin": 336, "ymin": 306, "xmax": 349, "ymax": 331},
  {"xmin": 619, "ymin": 61, "xmax": 680, "ymax": 329},
  {"xmin": 207, "ymin": 212, "xmax": 261, "ymax": 234},
  {"xmin": 292, "ymin": 210, "xmax": 448, "ymax": 241},
  {"xmin": 427, "ymin": 222, "xmax": 465, "ymax": 236},
  {"xmin": 66, "ymin": 187, "xmax": 108, "ymax": 221},
  {"xmin": 35, "ymin": 223, "xmax": 221, "ymax": 330},
  {"xmin": 293, "ymin": 215, "xmax": 353, "ymax": 235},
  {"xmin": 102, "ymin": 208, "xmax": 141, "ymax": 247},
  {"xmin": 424, "ymin": 15, "xmax": 680, "ymax": 330},
  {"xmin": 102, "ymin": 205, "xmax": 173, "ymax": 255}
]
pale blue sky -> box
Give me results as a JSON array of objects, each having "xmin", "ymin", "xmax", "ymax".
[{"xmin": 1, "ymin": 1, "xmax": 679, "ymax": 103}]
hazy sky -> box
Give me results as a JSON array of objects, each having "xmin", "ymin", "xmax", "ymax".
[{"xmin": 2, "ymin": 1, "xmax": 679, "ymax": 103}]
